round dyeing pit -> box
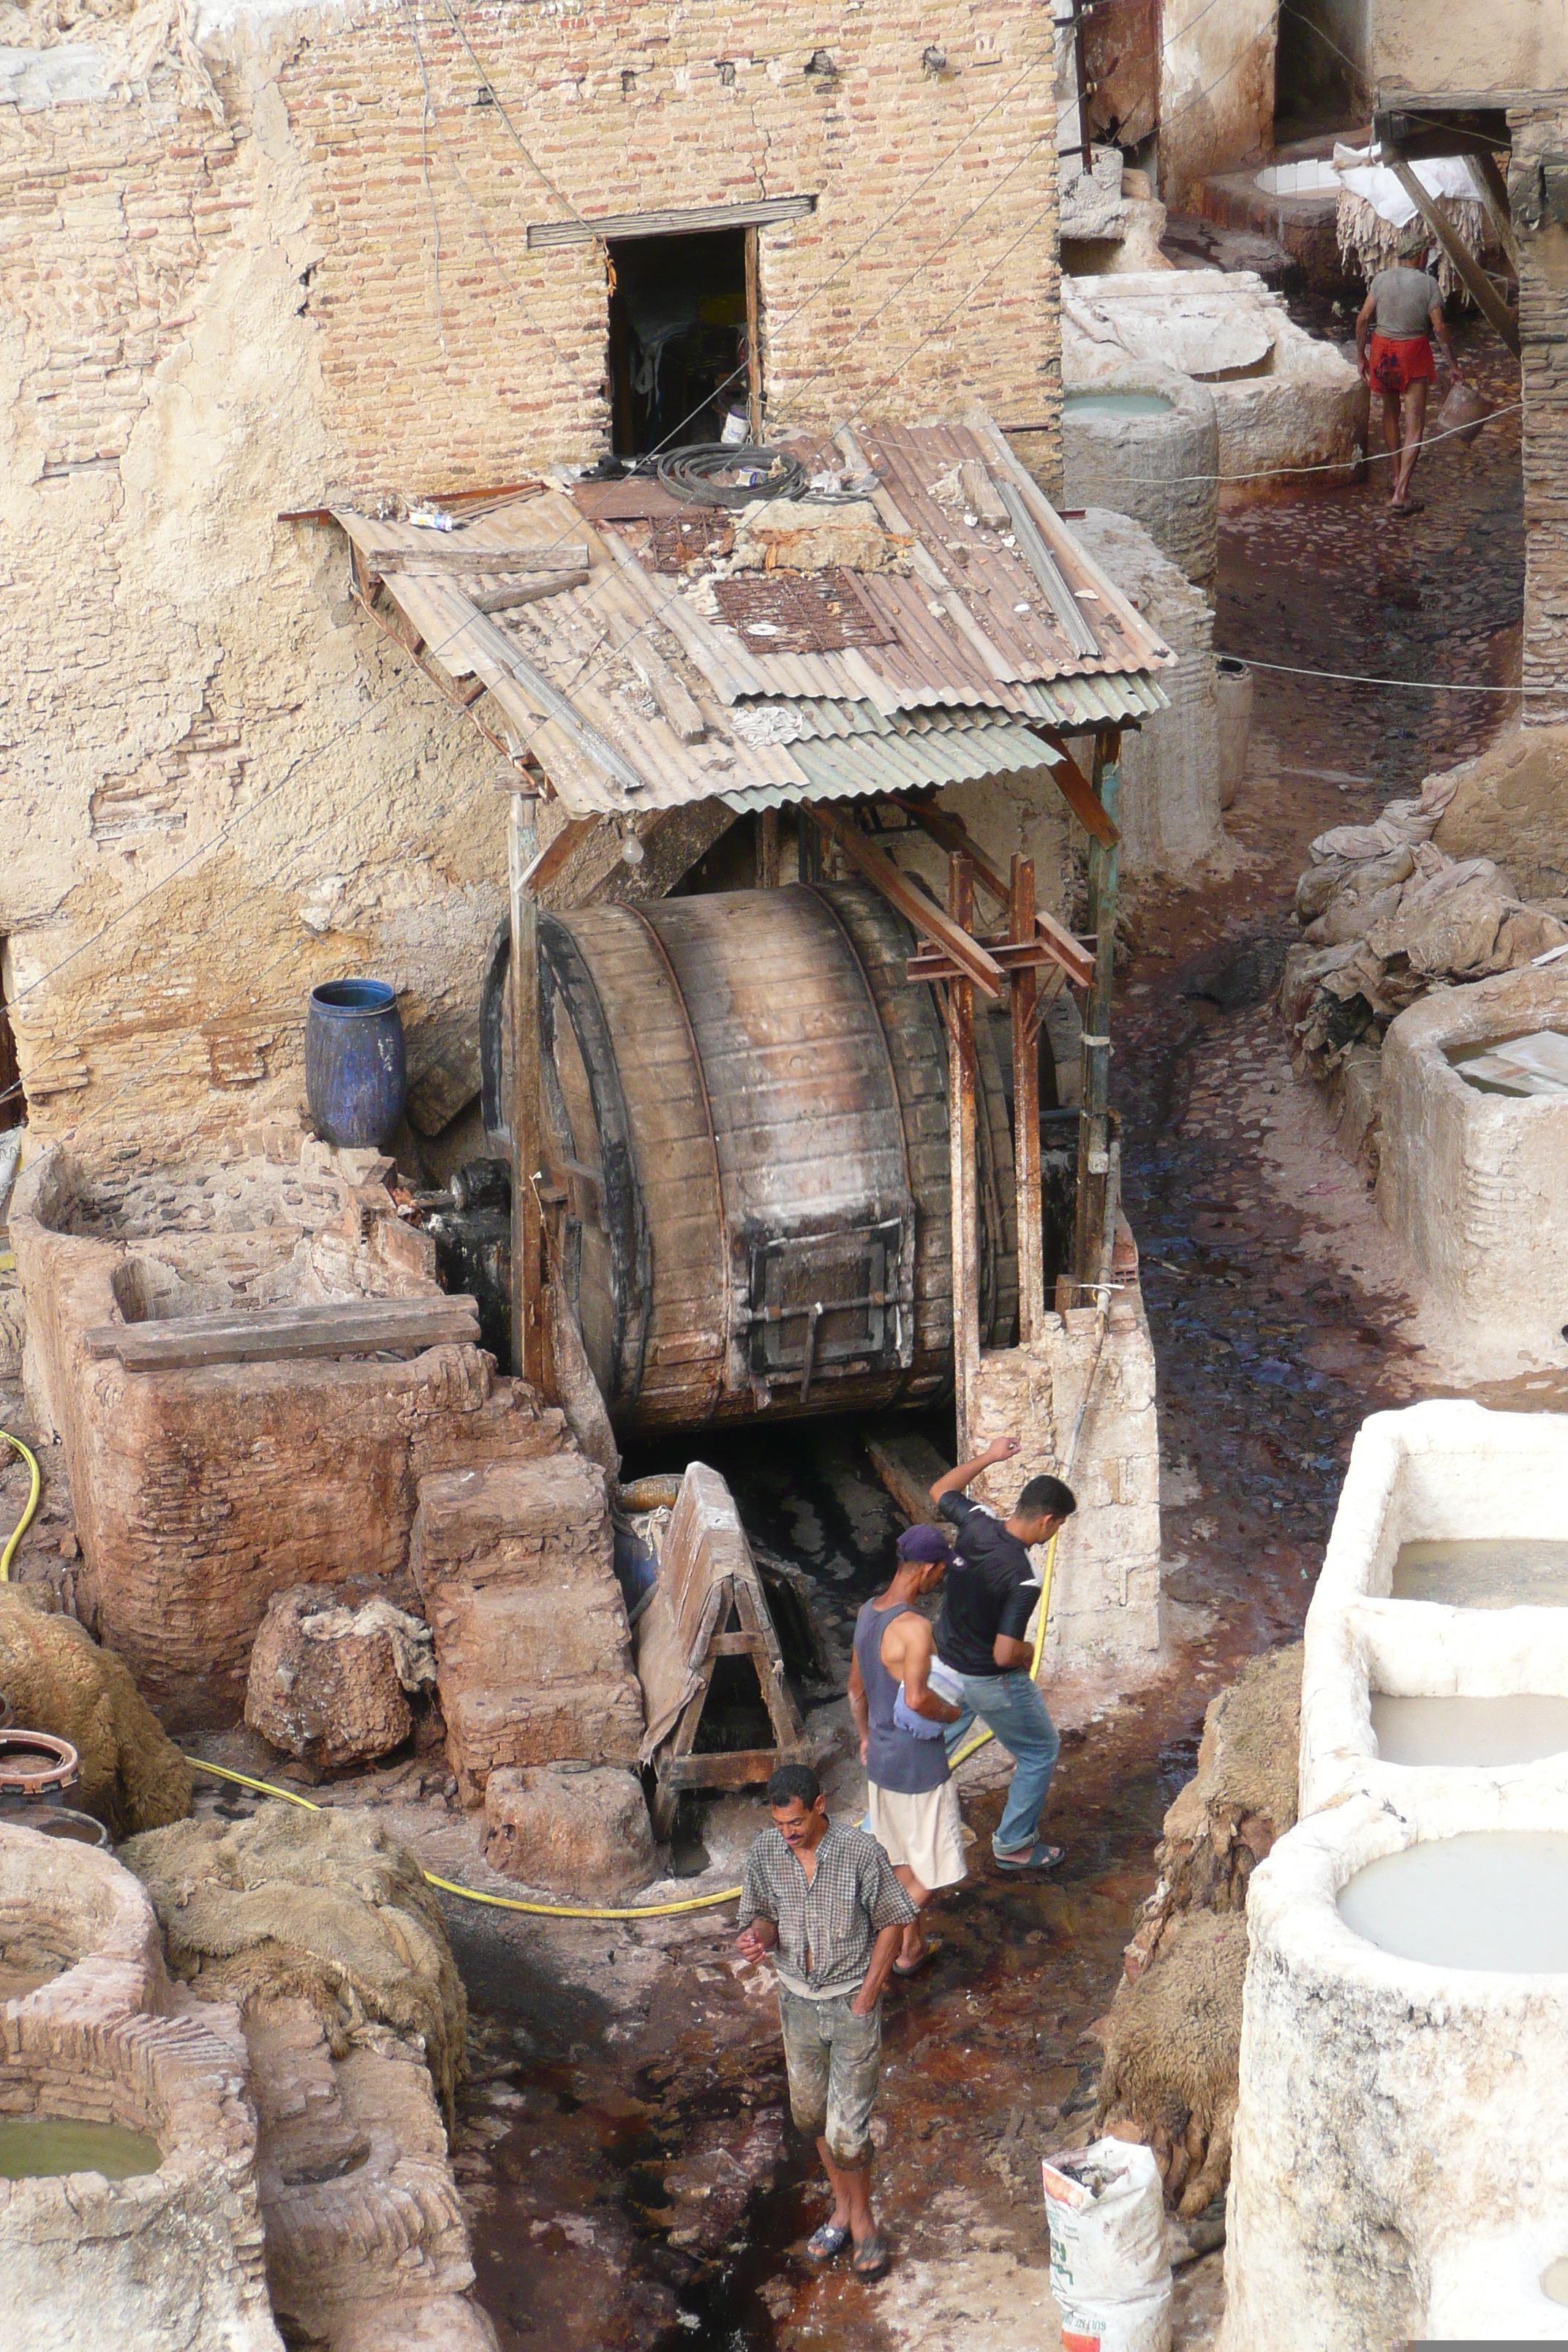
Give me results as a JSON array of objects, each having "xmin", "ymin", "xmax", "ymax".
[
  {"xmin": 1371, "ymin": 1693, "xmax": 1568, "ymax": 1769},
  {"xmin": 1339, "ymin": 1831, "xmax": 1568, "ymax": 1971},
  {"xmin": 1062, "ymin": 391, "xmax": 1175, "ymax": 420},
  {"xmin": 0, "ymin": 2117, "xmax": 161, "ymax": 2180}
]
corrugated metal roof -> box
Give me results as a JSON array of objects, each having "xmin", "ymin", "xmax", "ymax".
[
  {"xmin": 328, "ymin": 407, "xmax": 1172, "ymax": 820},
  {"xmin": 720, "ymin": 712, "xmax": 1068, "ymax": 813}
]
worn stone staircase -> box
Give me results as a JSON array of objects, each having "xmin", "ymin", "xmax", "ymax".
[{"xmin": 412, "ymin": 1451, "xmax": 643, "ymax": 1808}]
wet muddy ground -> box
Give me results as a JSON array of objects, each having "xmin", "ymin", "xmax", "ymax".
[{"xmin": 0, "ymin": 319, "xmax": 1534, "ymax": 2352}]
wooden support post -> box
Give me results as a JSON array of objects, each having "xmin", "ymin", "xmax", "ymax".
[
  {"xmin": 757, "ymin": 807, "xmax": 782, "ymax": 889},
  {"xmin": 1469, "ymin": 150, "xmax": 1521, "ymax": 278},
  {"xmin": 1073, "ymin": 729, "xmax": 1121, "ymax": 1292},
  {"xmin": 947, "ymin": 853, "xmax": 981, "ymax": 1458},
  {"xmin": 506, "ymin": 778, "xmax": 554, "ymax": 1396},
  {"xmin": 1010, "ymin": 853, "xmax": 1045, "ymax": 1345},
  {"xmin": 745, "ymin": 226, "xmax": 764, "ymax": 440},
  {"xmin": 1387, "ymin": 159, "xmax": 1520, "ymax": 358}
]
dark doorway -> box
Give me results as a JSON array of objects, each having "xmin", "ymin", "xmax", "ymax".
[
  {"xmin": 1274, "ymin": 0, "xmax": 1367, "ymax": 140},
  {"xmin": 0, "ymin": 946, "xmax": 21, "ymax": 1133},
  {"xmin": 606, "ymin": 225, "xmax": 753, "ymax": 458}
]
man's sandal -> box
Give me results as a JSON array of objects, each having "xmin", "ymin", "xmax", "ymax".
[
  {"xmin": 804, "ymin": 2220, "xmax": 851, "ymax": 2262},
  {"xmin": 893, "ymin": 1937, "xmax": 943, "ymax": 1978},
  {"xmin": 992, "ymin": 1841, "xmax": 1064, "ymax": 1873},
  {"xmin": 852, "ymin": 2233, "xmax": 890, "ymax": 2279}
]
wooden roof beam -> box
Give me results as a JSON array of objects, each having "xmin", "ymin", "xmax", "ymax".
[{"xmin": 807, "ymin": 807, "xmax": 1006, "ymax": 999}]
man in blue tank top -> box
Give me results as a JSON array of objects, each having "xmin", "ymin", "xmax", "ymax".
[{"xmin": 848, "ymin": 1523, "xmax": 967, "ymax": 1976}]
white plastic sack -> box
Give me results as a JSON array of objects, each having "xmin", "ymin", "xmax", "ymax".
[{"xmin": 1043, "ymin": 2140, "xmax": 1172, "ymax": 2352}]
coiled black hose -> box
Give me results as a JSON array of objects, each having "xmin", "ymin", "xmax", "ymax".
[{"xmin": 656, "ymin": 443, "xmax": 810, "ymax": 508}]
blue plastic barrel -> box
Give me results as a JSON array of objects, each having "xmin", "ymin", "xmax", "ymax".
[{"xmin": 305, "ymin": 979, "xmax": 407, "ymax": 1150}]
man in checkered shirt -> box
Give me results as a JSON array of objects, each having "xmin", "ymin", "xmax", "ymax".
[{"xmin": 736, "ymin": 1760, "xmax": 914, "ymax": 2280}]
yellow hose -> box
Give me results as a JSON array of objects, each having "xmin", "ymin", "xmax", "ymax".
[
  {"xmin": 182, "ymin": 1755, "xmax": 744, "ymax": 1920},
  {"xmin": 0, "ymin": 1431, "xmax": 41, "ymax": 1583}
]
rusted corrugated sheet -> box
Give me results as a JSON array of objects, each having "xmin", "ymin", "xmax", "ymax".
[{"xmin": 328, "ymin": 406, "xmax": 1172, "ymax": 816}]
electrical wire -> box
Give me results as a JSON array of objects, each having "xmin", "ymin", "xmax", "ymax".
[
  {"xmin": 183, "ymin": 1754, "xmax": 743, "ymax": 1920},
  {"xmin": 1007, "ymin": 399, "xmax": 1523, "ymax": 483},
  {"xmin": 0, "ymin": 1431, "xmax": 41, "ymax": 1583},
  {"xmin": 1218, "ymin": 654, "xmax": 1538, "ymax": 694}
]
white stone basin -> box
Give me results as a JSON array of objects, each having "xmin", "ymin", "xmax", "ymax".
[
  {"xmin": 1222, "ymin": 1785, "xmax": 1568, "ymax": 2348},
  {"xmin": 1254, "ymin": 160, "xmax": 1339, "ymax": 196}
]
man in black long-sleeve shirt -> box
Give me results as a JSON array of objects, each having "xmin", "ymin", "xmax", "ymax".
[{"xmin": 930, "ymin": 1433, "xmax": 1076, "ymax": 1873}]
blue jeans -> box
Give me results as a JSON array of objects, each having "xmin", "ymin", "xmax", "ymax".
[{"xmin": 943, "ymin": 1669, "xmax": 1060, "ymax": 1857}]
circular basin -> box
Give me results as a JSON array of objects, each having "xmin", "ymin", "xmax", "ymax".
[
  {"xmin": 1340, "ymin": 1831, "xmax": 1568, "ymax": 1971},
  {"xmin": 1063, "ymin": 391, "xmax": 1175, "ymax": 420},
  {"xmin": 0, "ymin": 2117, "xmax": 162, "ymax": 2180}
]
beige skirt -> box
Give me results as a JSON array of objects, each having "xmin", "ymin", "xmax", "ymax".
[{"xmin": 867, "ymin": 1778, "xmax": 967, "ymax": 1892}]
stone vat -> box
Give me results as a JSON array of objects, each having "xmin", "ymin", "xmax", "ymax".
[
  {"xmin": 0, "ymin": 1820, "xmax": 279, "ymax": 2351},
  {"xmin": 1222, "ymin": 1784, "xmax": 1568, "ymax": 2348},
  {"xmin": 1376, "ymin": 963, "xmax": 1568, "ymax": 1373}
]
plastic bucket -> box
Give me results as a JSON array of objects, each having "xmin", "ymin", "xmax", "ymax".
[{"xmin": 305, "ymin": 979, "xmax": 407, "ymax": 1150}]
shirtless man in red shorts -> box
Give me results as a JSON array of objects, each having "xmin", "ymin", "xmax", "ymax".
[{"xmin": 1354, "ymin": 230, "xmax": 1460, "ymax": 515}]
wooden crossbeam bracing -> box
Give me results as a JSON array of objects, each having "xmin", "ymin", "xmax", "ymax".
[
  {"xmin": 807, "ymin": 805, "xmax": 1007, "ymax": 998},
  {"xmin": 889, "ymin": 795, "xmax": 1095, "ymax": 988},
  {"xmin": 1387, "ymin": 158, "xmax": 1520, "ymax": 357}
]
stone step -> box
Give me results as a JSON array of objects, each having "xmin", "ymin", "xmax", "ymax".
[
  {"xmin": 445, "ymin": 1673, "xmax": 644, "ymax": 1805},
  {"xmin": 411, "ymin": 1455, "xmax": 611, "ymax": 1591},
  {"xmin": 426, "ymin": 1579, "xmax": 631, "ymax": 1688}
]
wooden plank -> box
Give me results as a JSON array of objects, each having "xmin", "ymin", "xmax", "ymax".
[
  {"xmin": 1073, "ymin": 731, "xmax": 1121, "ymax": 1288},
  {"xmin": 1387, "ymin": 158, "xmax": 1520, "ymax": 358},
  {"xmin": 757, "ymin": 807, "xmax": 782, "ymax": 889},
  {"xmin": 864, "ymin": 1422, "xmax": 951, "ymax": 1524},
  {"xmin": 520, "ymin": 814, "xmax": 603, "ymax": 899},
  {"xmin": 603, "ymin": 611, "xmax": 707, "ymax": 744},
  {"xmin": 1011, "ymin": 853, "xmax": 1045, "ymax": 1344},
  {"xmin": 1028, "ymin": 730, "xmax": 1121, "ymax": 849},
  {"xmin": 472, "ymin": 572, "xmax": 589, "ymax": 614},
  {"xmin": 381, "ymin": 540, "xmax": 592, "ymax": 573},
  {"xmin": 660, "ymin": 1749, "xmax": 799, "ymax": 1792},
  {"xmin": 745, "ymin": 224, "xmax": 763, "ymax": 441},
  {"xmin": 86, "ymin": 1294, "xmax": 479, "ymax": 1371},
  {"xmin": 908, "ymin": 938, "xmax": 1071, "ymax": 979},
  {"xmin": 1469, "ymin": 150, "xmax": 1520, "ymax": 276},
  {"xmin": 892, "ymin": 796, "xmax": 1096, "ymax": 987},
  {"xmin": 948, "ymin": 853, "xmax": 981, "ymax": 1458},
  {"xmin": 959, "ymin": 457, "xmax": 1009, "ymax": 529},
  {"xmin": 509, "ymin": 789, "xmax": 555, "ymax": 1396},
  {"xmin": 528, "ymin": 193, "xmax": 816, "ymax": 249},
  {"xmin": 807, "ymin": 807, "xmax": 1006, "ymax": 1000}
]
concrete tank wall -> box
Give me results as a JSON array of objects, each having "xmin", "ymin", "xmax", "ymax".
[
  {"xmin": 1063, "ymin": 366, "xmax": 1219, "ymax": 595},
  {"xmin": 1376, "ymin": 965, "xmax": 1568, "ymax": 1373}
]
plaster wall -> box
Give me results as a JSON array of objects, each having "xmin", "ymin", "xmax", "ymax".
[
  {"xmin": 1511, "ymin": 106, "xmax": 1568, "ymax": 727},
  {"xmin": 965, "ymin": 1286, "xmax": 1164, "ymax": 1669},
  {"xmin": 1368, "ymin": 0, "xmax": 1567, "ymax": 95},
  {"xmin": 1, "ymin": 0, "xmax": 1058, "ymax": 1166},
  {"xmin": 1375, "ymin": 965, "xmax": 1568, "ymax": 1370},
  {"xmin": 1158, "ymin": 0, "xmax": 1276, "ymax": 210}
]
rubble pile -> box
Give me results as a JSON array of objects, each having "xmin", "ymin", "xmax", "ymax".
[{"xmin": 1281, "ymin": 768, "xmax": 1568, "ymax": 1085}]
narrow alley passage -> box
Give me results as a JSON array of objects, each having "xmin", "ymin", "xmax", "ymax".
[{"xmin": 437, "ymin": 319, "xmax": 1535, "ymax": 2352}]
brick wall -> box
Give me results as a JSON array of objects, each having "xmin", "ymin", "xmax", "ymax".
[
  {"xmin": 1, "ymin": 4, "xmax": 1060, "ymax": 1158},
  {"xmin": 1512, "ymin": 105, "xmax": 1568, "ymax": 726}
]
